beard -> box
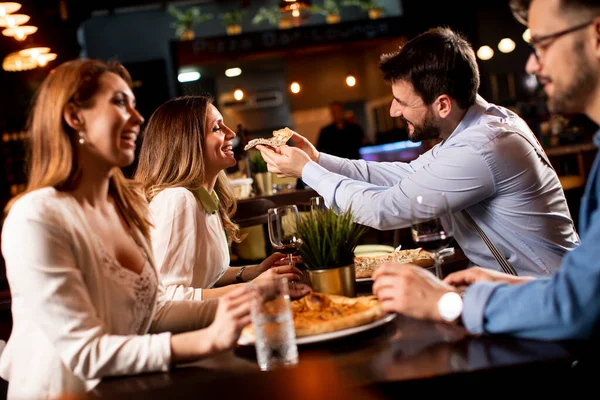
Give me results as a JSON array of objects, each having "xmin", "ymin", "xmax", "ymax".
[
  {"xmin": 546, "ymin": 40, "xmax": 597, "ymax": 114},
  {"xmin": 404, "ymin": 108, "xmax": 441, "ymax": 142}
]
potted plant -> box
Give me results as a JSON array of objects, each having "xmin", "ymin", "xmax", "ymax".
[
  {"xmin": 252, "ymin": 4, "xmax": 292, "ymax": 30},
  {"xmin": 297, "ymin": 207, "xmax": 367, "ymax": 296},
  {"xmin": 220, "ymin": 10, "xmax": 245, "ymax": 36},
  {"xmin": 167, "ymin": 5, "xmax": 213, "ymax": 40},
  {"xmin": 249, "ymin": 150, "xmax": 272, "ymax": 195},
  {"xmin": 341, "ymin": 0, "xmax": 384, "ymax": 19},
  {"xmin": 311, "ymin": 0, "xmax": 342, "ymax": 24}
]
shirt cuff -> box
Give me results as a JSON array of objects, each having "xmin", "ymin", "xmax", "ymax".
[
  {"xmin": 302, "ymin": 160, "xmax": 329, "ymax": 191},
  {"xmin": 461, "ymin": 281, "xmax": 505, "ymax": 335}
]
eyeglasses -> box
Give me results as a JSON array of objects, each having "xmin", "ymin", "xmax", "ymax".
[{"xmin": 528, "ymin": 20, "xmax": 594, "ymax": 61}]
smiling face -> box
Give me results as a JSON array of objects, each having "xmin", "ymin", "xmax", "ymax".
[
  {"xmin": 525, "ymin": 0, "xmax": 599, "ymax": 114},
  {"xmin": 390, "ymin": 79, "xmax": 442, "ymax": 142},
  {"xmin": 203, "ymin": 103, "xmax": 237, "ymax": 176},
  {"xmin": 76, "ymin": 72, "xmax": 144, "ymax": 168}
]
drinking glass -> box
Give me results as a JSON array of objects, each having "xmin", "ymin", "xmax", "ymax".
[
  {"xmin": 250, "ymin": 277, "xmax": 299, "ymax": 371},
  {"xmin": 410, "ymin": 193, "xmax": 454, "ymax": 279},
  {"xmin": 268, "ymin": 205, "xmax": 303, "ymax": 268},
  {"xmin": 309, "ymin": 196, "xmax": 327, "ymax": 215}
]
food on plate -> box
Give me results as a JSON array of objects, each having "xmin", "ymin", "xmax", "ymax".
[
  {"xmin": 243, "ymin": 127, "xmax": 295, "ymax": 151},
  {"xmin": 354, "ymin": 248, "xmax": 434, "ymax": 279},
  {"xmin": 241, "ymin": 292, "xmax": 385, "ymax": 341}
]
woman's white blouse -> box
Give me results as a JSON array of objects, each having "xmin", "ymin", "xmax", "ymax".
[
  {"xmin": 150, "ymin": 188, "xmax": 230, "ymax": 300},
  {"xmin": 0, "ymin": 187, "xmax": 218, "ymax": 399}
]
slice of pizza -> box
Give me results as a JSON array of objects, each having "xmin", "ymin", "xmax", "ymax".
[
  {"xmin": 244, "ymin": 127, "xmax": 295, "ymax": 151},
  {"xmin": 240, "ymin": 292, "xmax": 385, "ymax": 342},
  {"xmin": 354, "ymin": 248, "xmax": 434, "ymax": 279}
]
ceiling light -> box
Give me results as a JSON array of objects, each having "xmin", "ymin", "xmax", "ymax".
[
  {"xmin": 0, "ymin": 13, "xmax": 28, "ymax": 27},
  {"xmin": 2, "ymin": 51, "xmax": 37, "ymax": 72},
  {"xmin": 177, "ymin": 71, "xmax": 200, "ymax": 82},
  {"xmin": 476, "ymin": 45, "xmax": 494, "ymax": 61},
  {"xmin": 36, "ymin": 53, "xmax": 56, "ymax": 66},
  {"xmin": 18, "ymin": 46, "xmax": 49, "ymax": 59},
  {"xmin": 234, "ymin": 89, "xmax": 244, "ymax": 101},
  {"xmin": 279, "ymin": 0, "xmax": 311, "ymax": 13},
  {"xmin": 2, "ymin": 25, "xmax": 36, "ymax": 40},
  {"xmin": 0, "ymin": 3, "xmax": 21, "ymax": 17},
  {"xmin": 498, "ymin": 38, "xmax": 516, "ymax": 53},
  {"xmin": 522, "ymin": 29, "xmax": 531, "ymax": 43},
  {"xmin": 225, "ymin": 67, "xmax": 242, "ymax": 77},
  {"xmin": 290, "ymin": 82, "xmax": 300, "ymax": 94},
  {"xmin": 346, "ymin": 75, "xmax": 356, "ymax": 87}
]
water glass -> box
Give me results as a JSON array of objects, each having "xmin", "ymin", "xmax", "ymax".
[{"xmin": 250, "ymin": 277, "xmax": 299, "ymax": 371}]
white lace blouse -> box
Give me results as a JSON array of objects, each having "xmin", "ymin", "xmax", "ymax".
[{"xmin": 0, "ymin": 187, "xmax": 218, "ymax": 399}]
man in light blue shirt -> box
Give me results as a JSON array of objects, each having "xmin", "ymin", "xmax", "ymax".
[{"xmin": 259, "ymin": 27, "xmax": 579, "ymax": 277}]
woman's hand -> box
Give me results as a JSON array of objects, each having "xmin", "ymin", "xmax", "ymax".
[
  {"xmin": 205, "ymin": 286, "xmax": 252, "ymax": 353},
  {"xmin": 242, "ymin": 252, "xmax": 288, "ymax": 281},
  {"xmin": 253, "ymin": 264, "xmax": 304, "ymax": 285},
  {"xmin": 443, "ymin": 266, "xmax": 535, "ymax": 287}
]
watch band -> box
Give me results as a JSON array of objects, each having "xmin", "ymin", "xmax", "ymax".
[{"xmin": 236, "ymin": 266, "xmax": 248, "ymax": 283}]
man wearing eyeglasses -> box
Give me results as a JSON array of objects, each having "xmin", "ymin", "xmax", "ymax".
[{"xmin": 370, "ymin": 0, "xmax": 600, "ymax": 344}]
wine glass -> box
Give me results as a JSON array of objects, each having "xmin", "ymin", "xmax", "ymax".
[
  {"xmin": 267, "ymin": 205, "xmax": 303, "ymax": 268},
  {"xmin": 309, "ymin": 196, "xmax": 326, "ymax": 215},
  {"xmin": 410, "ymin": 193, "xmax": 454, "ymax": 279}
]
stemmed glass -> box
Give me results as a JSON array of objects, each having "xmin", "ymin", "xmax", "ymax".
[
  {"xmin": 267, "ymin": 205, "xmax": 303, "ymax": 268},
  {"xmin": 309, "ymin": 196, "xmax": 326, "ymax": 215},
  {"xmin": 410, "ymin": 193, "xmax": 454, "ymax": 279}
]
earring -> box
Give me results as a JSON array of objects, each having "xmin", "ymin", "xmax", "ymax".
[{"xmin": 78, "ymin": 131, "xmax": 85, "ymax": 145}]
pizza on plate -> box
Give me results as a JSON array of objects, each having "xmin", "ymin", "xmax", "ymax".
[
  {"xmin": 354, "ymin": 248, "xmax": 434, "ymax": 279},
  {"xmin": 243, "ymin": 127, "xmax": 295, "ymax": 151},
  {"xmin": 241, "ymin": 292, "xmax": 385, "ymax": 342}
]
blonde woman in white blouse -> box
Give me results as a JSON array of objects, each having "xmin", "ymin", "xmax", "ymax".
[
  {"xmin": 0, "ymin": 60, "xmax": 252, "ymax": 399},
  {"xmin": 134, "ymin": 96, "xmax": 311, "ymax": 300}
]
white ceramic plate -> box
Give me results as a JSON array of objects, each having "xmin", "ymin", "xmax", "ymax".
[
  {"xmin": 238, "ymin": 313, "xmax": 396, "ymax": 346},
  {"xmin": 354, "ymin": 244, "xmax": 395, "ymax": 256}
]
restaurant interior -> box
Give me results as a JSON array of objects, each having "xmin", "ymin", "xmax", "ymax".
[{"xmin": 0, "ymin": 0, "xmax": 597, "ymax": 397}]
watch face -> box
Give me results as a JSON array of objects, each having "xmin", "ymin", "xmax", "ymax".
[{"xmin": 438, "ymin": 292, "xmax": 463, "ymax": 322}]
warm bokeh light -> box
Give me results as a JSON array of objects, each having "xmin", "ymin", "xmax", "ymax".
[
  {"xmin": 498, "ymin": 38, "xmax": 516, "ymax": 53},
  {"xmin": 476, "ymin": 45, "xmax": 494, "ymax": 61},
  {"xmin": 2, "ymin": 25, "xmax": 36, "ymax": 40},
  {"xmin": 234, "ymin": 89, "xmax": 244, "ymax": 101},
  {"xmin": 290, "ymin": 81, "xmax": 301, "ymax": 94},
  {"xmin": 345, "ymin": 75, "xmax": 356, "ymax": 87},
  {"xmin": 0, "ymin": 3, "xmax": 22, "ymax": 18},
  {"xmin": 225, "ymin": 67, "xmax": 242, "ymax": 77},
  {"xmin": 522, "ymin": 29, "xmax": 531, "ymax": 43},
  {"xmin": 0, "ymin": 13, "xmax": 28, "ymax": 28},
  {"xmin": 292, "ymin": 9, "xmax": 300, "ymax": 17}
]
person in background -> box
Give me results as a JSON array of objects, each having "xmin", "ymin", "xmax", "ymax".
[
  {"xmin": 134, "ymin": 96, "xmax": 311, "ymax": 300},
  {"xmin": 316, "ymin": 101, "xmax": 366, "ymax": 159},
  {"xmin": 371, "ymin": 0, "xmax": 600, "ymax": 343},
  {"xmin": 0, "ymin": 60, "xmax": 251, "ymax": 399},
  {"xmin": 258, "ymin": 27, "xmax": 579, "ymax": 277}
]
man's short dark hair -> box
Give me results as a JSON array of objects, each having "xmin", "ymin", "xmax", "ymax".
[
  {"xmin": 378, "ymin": 27, "xmax": 480, "ymax": 110},
  {"xmin": 510, "ymin": 0, "xmax": 600, "ymax": 24}
]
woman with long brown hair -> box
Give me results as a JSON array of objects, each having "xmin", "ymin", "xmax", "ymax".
[
  {"xmin": 0, "ymin": 60, "xmax": 251, "ymax": 399},
  {"xmin": 134, "ymin": 96, "xmax": 309, "ymax": 300}
]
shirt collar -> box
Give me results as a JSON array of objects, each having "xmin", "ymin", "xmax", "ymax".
[
  {"xmin": 594, "ymin": 128, "xmax": 600, "ymax": 148},
  {"xmin": 192, "ymin": 187, "xmax": 220, "ymax": 215},
  {"xmin": 445, "ymin": 94, "xmax": 489, "ymax": 143}
]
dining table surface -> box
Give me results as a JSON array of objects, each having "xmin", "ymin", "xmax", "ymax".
[{"xmin": 93, "ymin": 275, "xmax": 588, "ymax": 399}]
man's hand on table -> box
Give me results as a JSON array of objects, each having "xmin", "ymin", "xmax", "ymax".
[
  {"xmin": 444, "ymin": 266, "xmax": 535, "ymax": 287},
  {"xmin": 372, "ymin": 263, "xmax": 460, "ymax": 323}
]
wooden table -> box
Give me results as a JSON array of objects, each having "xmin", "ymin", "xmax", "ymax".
[{"xmin": 93, "ymin": 314, "xmax": 584, "ymax": 398}]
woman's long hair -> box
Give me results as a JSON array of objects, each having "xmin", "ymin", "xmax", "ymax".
[
  {"xmin": 6, "ymin": 59, "xmax": 151, "ymax": 240},
  {"xmin": 134, "ymin": 96, "xmax": 242, "ymax": 243}
]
